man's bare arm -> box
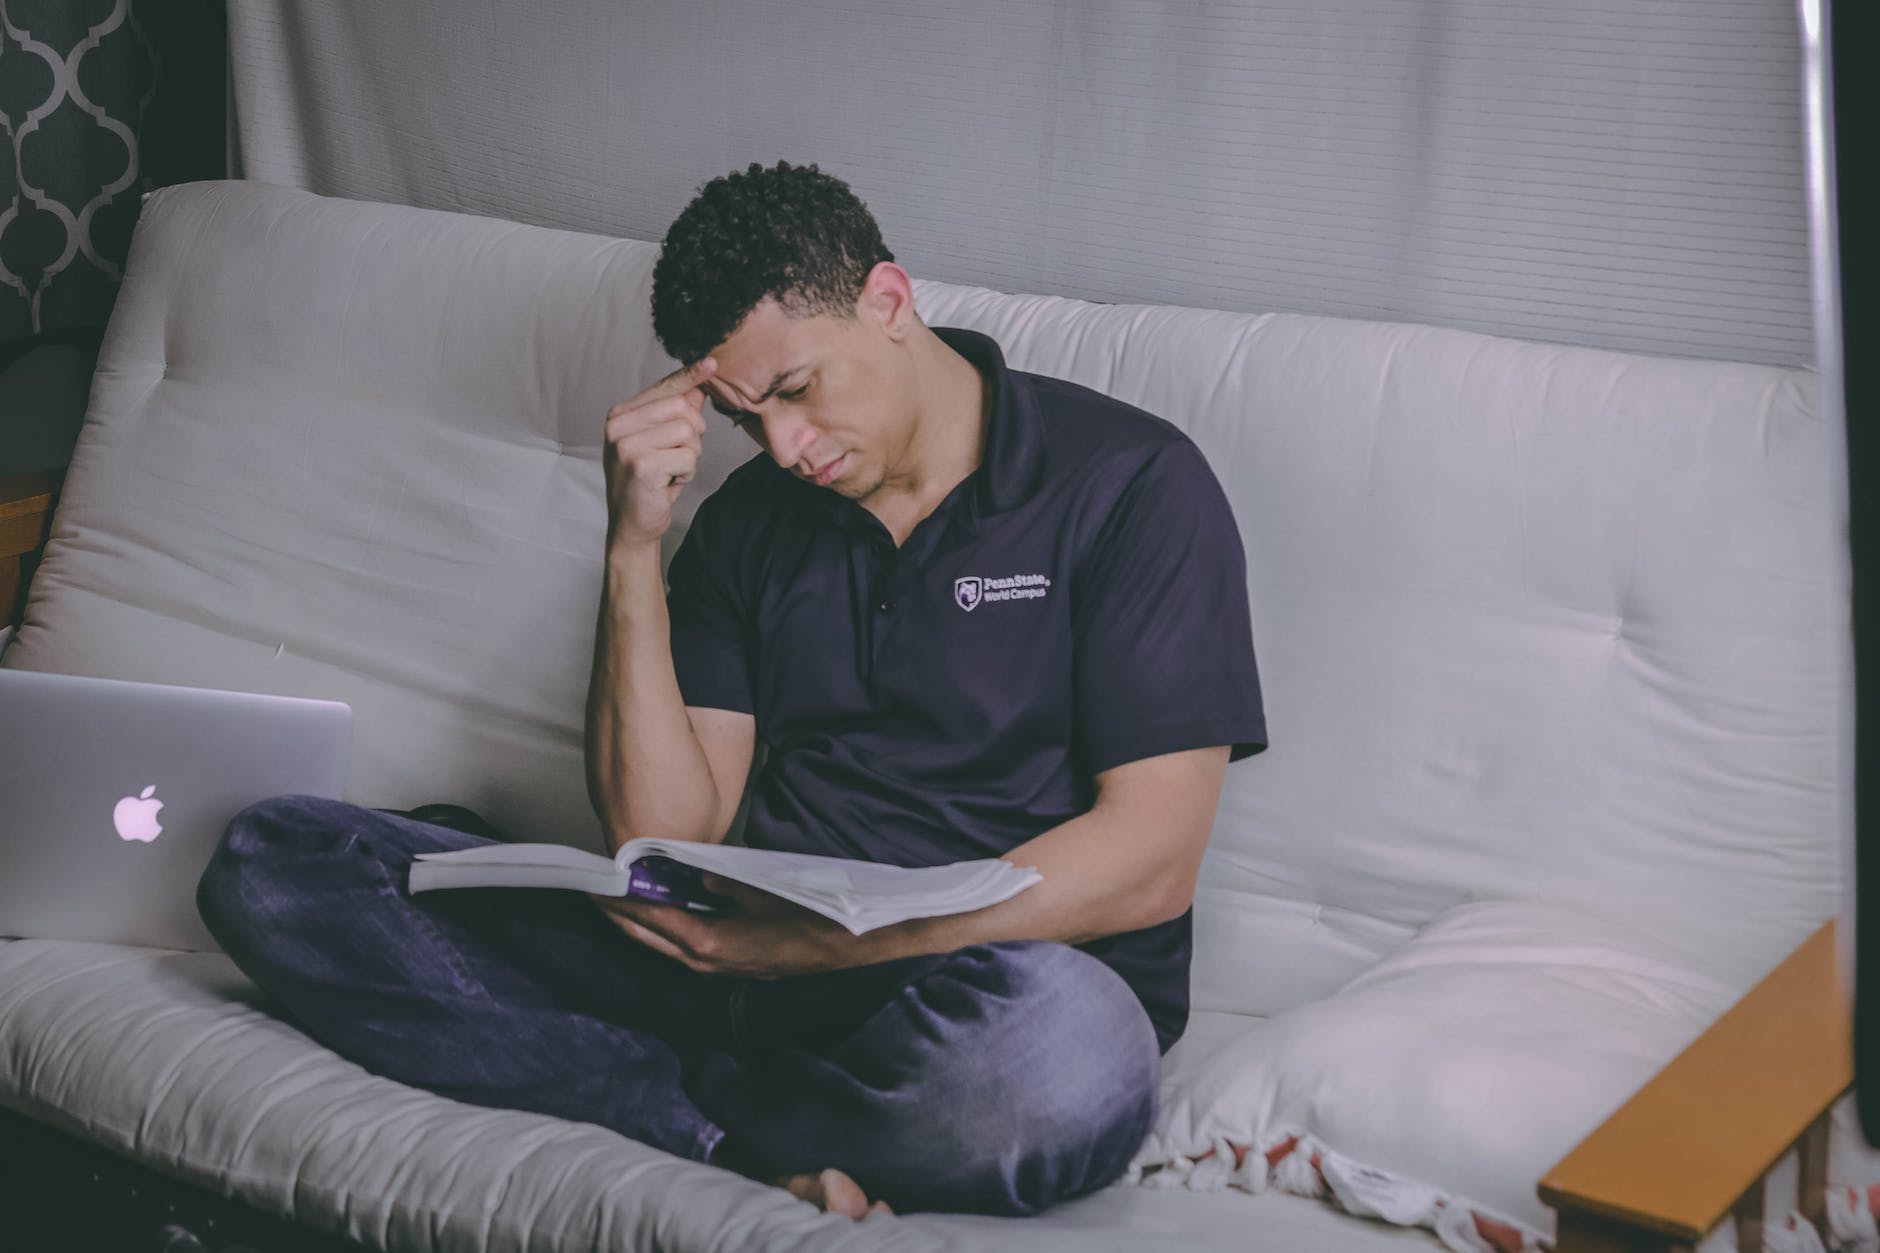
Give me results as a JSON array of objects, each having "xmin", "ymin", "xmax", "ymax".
[
  {"xmin": 873, "ymin": 745, "xmax": 1231, "ymax": 957},
  {"xmin": 584, "ymin": 543, "xmax": 754, "ymax": 852},
  {"xmin": 586, "ymin": 356, "xmax": 753, "ymax": 854}
]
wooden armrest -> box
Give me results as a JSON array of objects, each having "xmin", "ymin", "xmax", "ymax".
[
  {"xmin": 1539, "ymin": 918, "xmax": 1851, "ymax": 1249},
  {"xmin": 0, "ymin": 469, "xmax": 65, "ymax": 627},
  {"xmin": 0, "ymin": 469, "xmax": 63, "ymax": 558}
]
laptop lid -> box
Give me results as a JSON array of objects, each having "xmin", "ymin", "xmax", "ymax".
[{"xmin": 0, "ymin": 668, "xmax": 352, "ymax": 952}]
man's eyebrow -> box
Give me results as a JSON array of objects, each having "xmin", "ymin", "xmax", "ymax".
[{"xmin": 712, "ymin": 365, "xmax": 811, "ymax": 412}]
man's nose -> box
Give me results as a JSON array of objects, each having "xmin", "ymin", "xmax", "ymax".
[{"xmin": 761, "ymin": 411, "xmax": 818, "ymax": 467}]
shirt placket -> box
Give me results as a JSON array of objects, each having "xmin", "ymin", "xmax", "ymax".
[
  {"xmin": 842, "ymin": 492, "xmax": 975, "ymax": 683},
  {"xmin": 866, "ymin": 529, "xmax": 901, "ymax": 676},
  {"xmin": 841, "ymin": 515, "xmax": 895, "ymax": 682}
]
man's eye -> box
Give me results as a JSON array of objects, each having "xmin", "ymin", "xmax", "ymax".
[{"xmin": 778, "ymin": 384, "xmax": 810, "ymax": 403}]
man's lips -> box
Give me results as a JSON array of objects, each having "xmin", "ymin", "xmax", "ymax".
[{"xmin": 811, "ymin": 454, "xmax": 845, "ymax": 485}]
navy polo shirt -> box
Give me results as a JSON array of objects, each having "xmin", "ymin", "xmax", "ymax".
[{"xmin": 665, "ymin": 326, "xmax": 1266, "ymax": 1052}]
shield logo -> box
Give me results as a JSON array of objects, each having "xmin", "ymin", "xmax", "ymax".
[{"xmin": 954, "ymin": 577, "xmax": 982, "ymax": 612}]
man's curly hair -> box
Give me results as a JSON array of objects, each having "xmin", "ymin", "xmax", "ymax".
[{"xmin": 651, "ymin": 161, "xmax": 895, "ymax": 366}]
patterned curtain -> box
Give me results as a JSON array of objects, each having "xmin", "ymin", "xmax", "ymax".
[{"xmin": 0, "ymin": 0, "xmax": 162, "ymax": 347}]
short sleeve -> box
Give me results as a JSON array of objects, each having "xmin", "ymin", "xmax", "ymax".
[
  {"xmin": 665, "ymin": 500, "xmax": 756, "ymax": 714},
  {"xmin": 1072, "ymin": 438, "xmax": 1267, "ymax": 775}
]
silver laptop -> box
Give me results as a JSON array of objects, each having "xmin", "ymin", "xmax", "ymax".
[{"xmin": 0, "ymin": 667, "xmax": 353, "ymax": 952}]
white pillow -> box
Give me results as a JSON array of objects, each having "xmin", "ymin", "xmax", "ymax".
[{"xmin": 1135, "ymin": 900, "xmax": 1744, "ymax": 1240}]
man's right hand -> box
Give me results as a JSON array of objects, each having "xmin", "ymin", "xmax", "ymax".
[{"xmin": 602, "ymin": 356, "xmax": 717, "ymax": 551}]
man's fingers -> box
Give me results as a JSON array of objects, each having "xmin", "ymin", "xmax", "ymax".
[
  {"xmin": 650, "ymin": 355, "xmax": 718, "ymax": 399},
  {"xmin": 591, "ymin": 895, "xmax": 703, "ymax": 965},
  {"xmin": 607, "ymin": 410, "xmax": 702, "ymax": 451},
  {"xmin": 603, "ymin": 356, "xmax": 718, "ymax": 430},
  {"xmin": 634, "ymin": 447, "xmax": 699, "ymax": 490},
  {"xmin": 622, "ymin": 917, "xmax": 693, "ymax": 965},
  {"xmin": 607, "ymin": 390, "xmax": 711, "ymax": 432}
]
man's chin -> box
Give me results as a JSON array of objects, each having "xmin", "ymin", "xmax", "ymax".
[
  {"xmin": 822, "ymin": 464, "xmax": 875, "ymax": 497},
  {"xmin": 835, "ymin": 475, "xmax": 883, "ymax": 504}
]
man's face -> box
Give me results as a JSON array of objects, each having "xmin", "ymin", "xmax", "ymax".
[{"xmin": 698, "ymin": 293, "xmax": 915, "ymax": 503}]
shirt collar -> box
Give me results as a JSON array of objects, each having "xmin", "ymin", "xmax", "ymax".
[
  {"xmin": 937, "ymin": 326, "xmax": 1047, "ymax": 525},
  {"xmin": 793, "ymin": 324, "xmax": 1046, "ymax": 533}
]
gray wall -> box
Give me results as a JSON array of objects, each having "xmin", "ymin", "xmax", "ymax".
[{"xmin": 229, "ymin": 0, "xmax": 1811, "ymax": 367}]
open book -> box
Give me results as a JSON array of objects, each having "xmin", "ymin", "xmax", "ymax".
[{"xmin": 407, "ymin": 838, "xmax": 1042, "ymax": 936}]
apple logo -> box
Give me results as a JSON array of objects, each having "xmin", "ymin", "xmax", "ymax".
[{"xmin": 114, "ymin": 785, "xmax": 164, "ymax": 843}]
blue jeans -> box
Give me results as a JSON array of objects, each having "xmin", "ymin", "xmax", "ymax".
[{"xmin": 194, "ymin": 795, "xmax": 1161, "ymax": 1216}]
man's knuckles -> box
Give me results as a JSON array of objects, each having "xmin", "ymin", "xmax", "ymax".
[
  {"xmin": 681, "ymin": 928, "xmax": 720, "ymax": 961},
  {"xmin": 606, "ymin": 400, "xmax": 692, "ymax": 439},
  {"xmin": 610, "ymin": 443, "xmax": 698, "ymax": 488},
  {"xmin": 631, "ymin": 451, "xmax": 697, "ymax": 486},
  {"xmin": 608, "ymin": 389, "xmax": 704, "ymax": 433},
  {"xmin": 619, "ymin": 433, "xmax": 699, "ymax": 462},
  {"xmin": 606, "ymin": 412, "xmax": 704, "ymax": 453}
]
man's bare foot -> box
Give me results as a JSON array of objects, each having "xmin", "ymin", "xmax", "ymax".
[
  {"xmin": 777, "ymin": 1167, "xmax": 894, "ymax": 1219},
  {"xmin": 712, "ymin": 1137, "xmax": 892, "ymax": 1220}
]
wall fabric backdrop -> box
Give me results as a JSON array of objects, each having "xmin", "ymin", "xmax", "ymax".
[{"xmin": 227, "ymin": 0, "xmax": 1811, "ymax": 367}]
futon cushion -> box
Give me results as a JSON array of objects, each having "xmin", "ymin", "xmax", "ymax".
[
  {"xmin": 0, "ymin": 937, "xmax": 1445, "ymax": 1253},
  {"xmin": 1133, "ymin": 900, "xmax": 1744, "ymax": 1242}
]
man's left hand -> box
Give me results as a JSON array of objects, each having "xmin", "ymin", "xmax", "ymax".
[{"xmin": 587, "ymin": 875, "xmax": 875, "ymax": 978}]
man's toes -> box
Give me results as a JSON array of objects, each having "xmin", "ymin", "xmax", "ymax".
[
  {"xmin": 775, "ymin": 1166, "xmax": 885, "ymax": 1220},
  {"xmin": 820, "ymin": 1167, "xmax": 868, "ymax": 1219}
]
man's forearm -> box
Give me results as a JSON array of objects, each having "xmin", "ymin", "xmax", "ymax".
[
  {"xmin": 849, "ymin": 748, "xmax": 1228, "ymax": 968},
  {"xmin": 584, "ymin": 540, "xmax": 724, "ymax": 853},
  {"xmin": 858, "ymin": 803, "xmax": 1201, "ymax": 965}
]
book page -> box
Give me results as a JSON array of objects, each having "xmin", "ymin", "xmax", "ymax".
[{"xmin": 411, "ymin": 843, "xmax": 616, "ymax": 871}]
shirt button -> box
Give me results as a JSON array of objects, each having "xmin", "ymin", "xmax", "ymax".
[{"xmin": 878, "ymin": 600, "xmax": 893, "ymax": 613}]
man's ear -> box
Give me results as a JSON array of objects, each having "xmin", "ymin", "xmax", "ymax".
[{"xmin": 858, "ymin": 262, "xmax": 918, "ymax": 342}]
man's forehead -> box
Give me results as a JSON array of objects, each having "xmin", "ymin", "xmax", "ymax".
[{"xmin": 711, "ymin": 303, "xmax": 835, "ymax": 396}]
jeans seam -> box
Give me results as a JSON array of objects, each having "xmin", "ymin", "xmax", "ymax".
[{"xmin": 352, "ymin": 826, "xmax": 491, "ymax": 1002}]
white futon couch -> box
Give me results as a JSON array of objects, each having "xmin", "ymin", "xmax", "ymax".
[{"xmin": 0, "ymin": 180, "xmax": 1854, "ymax": 1252}]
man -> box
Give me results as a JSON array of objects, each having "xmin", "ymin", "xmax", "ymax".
[{"xmin": 197, "ymin": 160, "xmax": 1265, "ymax": 1222}]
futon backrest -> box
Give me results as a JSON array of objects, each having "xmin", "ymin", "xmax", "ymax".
[{"xmin": 913, "ymin": 283, "xmax": 1844, "ymax": 1010}]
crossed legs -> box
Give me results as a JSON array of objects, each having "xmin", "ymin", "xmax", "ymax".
[{"xmin": 195, "ymin": 795, "xmax": 1160, "ymax": 1217}]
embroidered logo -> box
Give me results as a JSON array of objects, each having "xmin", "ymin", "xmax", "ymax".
[{"xmin": 954, "ymin": 572, "xmax": 1051, "ymax": 611}]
